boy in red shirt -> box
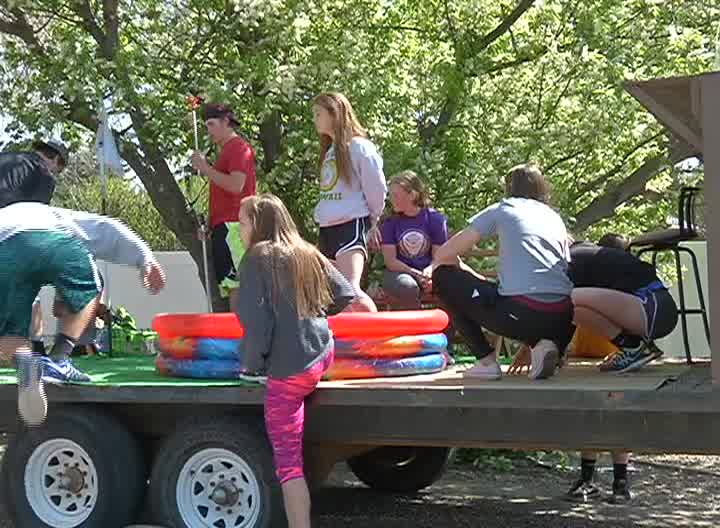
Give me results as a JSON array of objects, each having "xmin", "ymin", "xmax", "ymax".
[{"xmin": 191, "ymin": 103, "xmax": 257, "ymax": 299}]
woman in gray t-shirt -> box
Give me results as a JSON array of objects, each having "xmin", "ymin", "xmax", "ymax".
[{"xmin": 430, "ymin": 164, "xmax": 575, "ymax": 381}]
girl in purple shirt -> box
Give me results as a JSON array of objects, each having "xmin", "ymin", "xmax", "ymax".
[{"xmin": 380, "ymin": 171, "xmax": 449, "ymax": 308}]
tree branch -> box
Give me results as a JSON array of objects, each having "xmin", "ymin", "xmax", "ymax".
[
  {"xmin": 469, "ymin": 0, "xmax": 537, "ymax": 55},
  {"xmin": 102, "ymin": 0, "xmax": 119, "ymax": 58},
  {"xmin": 420, "ymin": 0, "xmax": 538, "ymax": 147},
  {"xmin": 572, "ymin": 140, "xmax": 696, "ymax": 232},
  {"xmin": 577, "ymin": 132, "xmax": 663, "ymax": 196},
  {"xmin": 0, "ymin": 4, "xmax": 43, "ymax": 51},
  {"xmin": 74, "ymin": 0, "xmax": 105, "ymax": 50}
]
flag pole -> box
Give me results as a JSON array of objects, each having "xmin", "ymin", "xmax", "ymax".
[
  {"xmin": 188, "ymin": 95, "xmax": 213, "ymax": 313},
  {"xmin": 98, "ymin": 100, "xmax": 113, "ymax": 355}
]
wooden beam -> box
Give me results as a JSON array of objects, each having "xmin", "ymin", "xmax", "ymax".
[
  {"xmin": 703, "ymin": 74, "xmax": 720, "ymax": 384},
  {"xmin": 625, "ymin": 78, "xmax": 703, "ymax": 153}
]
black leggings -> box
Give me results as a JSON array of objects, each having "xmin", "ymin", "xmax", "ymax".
[{"xmin": 433, "ymin": 265, "xmax": 575, "ymax": 359}]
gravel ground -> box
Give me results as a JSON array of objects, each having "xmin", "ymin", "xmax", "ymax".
[{"xmin": 1, "ymin": 449, "xmax": 718, "ymax": 527}]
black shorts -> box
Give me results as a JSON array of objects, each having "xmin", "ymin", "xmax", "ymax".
[
  {"xmin": 318, "ymin": 217, "xmax": 369, "ymax": 260},
  {"xmin": 637, "ymin": 288, "xmax": 678, "ymax": 340}
]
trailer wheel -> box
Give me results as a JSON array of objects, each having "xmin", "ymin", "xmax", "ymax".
[
  {"xmin": 348, "ymin": 446, "xmax": 455, "ymax": 493},
  {"xmin": 1, "ymin": 406, "xmax": 145, "ymax": 528},
  {"xmin": 148, "ymin": 416, "xmax": 285, "ymax": 528}
]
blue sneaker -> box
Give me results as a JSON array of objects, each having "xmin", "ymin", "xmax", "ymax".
[
  {"xmin": 16, "ymin": 353, "xmax": 47, "ymax": 427},
  {"xmin": 603, "ymin": 341, "xmax": 663, "ymax": 374},
  {"xmin": 42, "ymin": 357, "xmax": 92, "ymax": 383}
]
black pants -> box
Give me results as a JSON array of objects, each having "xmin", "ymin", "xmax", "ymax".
[
  {"xmin": 211, "ymin": 223, "xmax": 237, "ymax": 285},
  {"xmin": 433, "ymin": 266, "xmax": 575, "ymax": 359}
]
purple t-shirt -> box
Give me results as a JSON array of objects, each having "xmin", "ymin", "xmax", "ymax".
[{"xmin": 381, "ymin": 208, "xmax": 449, "ymax": 270}]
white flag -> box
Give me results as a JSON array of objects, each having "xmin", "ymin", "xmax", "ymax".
[{"xmin": 95, "ymin": 107, "xmax": 124, "ymax": 189}]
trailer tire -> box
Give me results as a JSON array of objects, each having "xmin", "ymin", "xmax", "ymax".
[
  {"xmin": 1, "ymin": 406, "xmax": 145, "ymax": 528},
  {"xmin": 148, "ymin": 416, "xmax": 285, "ymax": 528},
  {"xmin": 348, "ymin": 446, "xmax": 455, "ymax": 493}
]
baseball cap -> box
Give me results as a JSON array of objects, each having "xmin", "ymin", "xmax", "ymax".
[
  {"xmin": 33, "ymin": 140, "xmax": 70, "ymax": 166},
  {"xmin": 201, "ymin": 103, "xmax": 240, "ymax": 127}
]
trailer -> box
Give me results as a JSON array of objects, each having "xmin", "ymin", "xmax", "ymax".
[
  {"xmin": 0, "ymin": 356, "xmax": 717, "ymax": 528},
  {"xmin": 0, "ymin": 72, "xmax": 718, "ymax": 528}
]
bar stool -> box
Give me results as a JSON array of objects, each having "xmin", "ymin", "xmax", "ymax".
[{"xmin": 629, "ymin": 186, "xmax": 710, "ymax": 364}]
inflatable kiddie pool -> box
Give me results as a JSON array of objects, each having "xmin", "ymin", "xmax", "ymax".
[
  {"xmin": 152, "ymin": 309, "xmax": 449, "ymax": 340},
  {"xmin": 325, "ymin": 353, "xmax": 448, "ymax": 380},
  {"xmin": 153, "ymin": 310, "xmax": 451, "ymax": 380},
  {"xmin": 334, "ymin": 333, "xmax": 448, "ymax": 359}
]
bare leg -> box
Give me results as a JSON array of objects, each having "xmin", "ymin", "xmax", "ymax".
[
  {"xmin": 281, "ymin": 478, "xmax": 312, "ymax": 528},
  {"xmin": 573, "ymin": 307, "xmax": 622, "ymax": 340},
  {"xmin": 334, "ymin": 250, "xmax": 377, "ymax": 312},
  {"xmin": 572, "ymin": 288, "xmax": 647, "ymax": 337},
  {"xmin": 56, "ymin": 297, "xmax": 99, "ymax": 342}
]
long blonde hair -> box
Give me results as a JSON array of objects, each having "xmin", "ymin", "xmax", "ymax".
[
  {"xmin": 241, "ymin": 194, "xmax": 334, "ymax": 318},
  {"xmin": 313, "ymin": 92, "xmax": 368, "ymax": 185}
]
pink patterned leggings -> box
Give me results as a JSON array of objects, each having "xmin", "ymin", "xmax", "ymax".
[{"xmin": 264, "ymin": 352, "xmax": 333, "ymax": 484}]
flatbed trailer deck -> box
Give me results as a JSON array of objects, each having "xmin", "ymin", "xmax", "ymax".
[{"xmin": 0, "ymin": 358, "xmax": 717, "ymax": 528}]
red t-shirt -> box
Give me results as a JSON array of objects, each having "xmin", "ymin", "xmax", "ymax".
[{"xmin": 209, "ymin": 136, "xmax": 257, "ymax": 228}]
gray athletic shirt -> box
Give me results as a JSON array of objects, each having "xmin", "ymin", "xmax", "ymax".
[{"xmin": 469, "ymin": 197, "xmax": 572, "ymax": 298}]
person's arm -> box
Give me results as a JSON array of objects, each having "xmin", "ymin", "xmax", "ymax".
[
  {"xmin": 59, "ymin": 209, "xmax": 155, "ymax": 268},
  {"xmin": 192, "ymin": 141, "xmax": 255, "ymax": 194},
  {"xmin": 433, "ymin": 228, "xmax": 483, "ymax": 266},
  {"xmin": 325, "ymin": 263, "xmax": 357, "ymax": 315},
  {"xmin": 382, "ymin": 244, "xmax": 423, "ymax": 276},
  {"xmin": 433, "ymin": 204, "xmax": 499, "ymax": 266},
  {"xmin": 355, "ymin": 142, "xmax": 387, "ymax": 227},
  {"xmin": 202, "ymin": 166, "xmax": 247, "ymax": 193},
  {"xmin": 235, "ymin": 255, "xmax": 274, "ymax": 373}
]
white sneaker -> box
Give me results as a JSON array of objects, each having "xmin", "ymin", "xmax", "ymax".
[
  {"xmin": 529, "ymin": 339, "xmax": 559, "ymax": 380},
  {"xmin": 17, "ymin": 354, "xmax": 48, "ymax": 427},
  {"xmin": 463, "ymin": 358, "xmax": 502, "ymax": 380}
]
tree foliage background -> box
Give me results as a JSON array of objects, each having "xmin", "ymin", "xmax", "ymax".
[{"xmin": 0, "ymin": 0, "xmax": 717, "ymax": 305}]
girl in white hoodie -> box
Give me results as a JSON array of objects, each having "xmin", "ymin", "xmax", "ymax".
[{"xmin": 312, "ymin": 92, "xmax": 387, "ymax": 312}]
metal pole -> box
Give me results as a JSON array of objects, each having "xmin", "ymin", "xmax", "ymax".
[
  {"xmin": 100, "ymin": 158, "xmax": 113, "ymax": 356},
  {"xmin": 192, "ymin": 105, "xmax": 213, "ymax": 313}
]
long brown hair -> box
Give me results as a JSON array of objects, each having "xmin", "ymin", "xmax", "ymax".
[
  {"xmin": 241, "ymin": 194, "xmax": 334, "ymax": 318},
  {"xmin": 505, "ymin": 164, "xmax": 551, "ymax": 204},
  {"xmin": 390, "ymin": 170, "xmax": 431, "ymax": 208},
  {"xmin": 313, "ymin": 92, "xmax": 368, "ymax": 185}
]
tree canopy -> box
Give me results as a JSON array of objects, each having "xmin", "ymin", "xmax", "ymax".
[{"xmin": 0, "ymin": 0, "xmax": 717, "ymax": 305}]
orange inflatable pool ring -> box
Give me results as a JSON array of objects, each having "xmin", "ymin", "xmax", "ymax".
[
  {"xmin": 153, "ymin": 309, "xmax": 449, "ymax": 340},
  {"xmin": 570, "ymin": 326, "xmax": 618, "ymax": 358}
]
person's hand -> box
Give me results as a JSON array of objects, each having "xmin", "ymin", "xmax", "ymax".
[
  {"xmin": 142, "ymin": 261, "xmax": 166, "ymax": 294},
  {"xmin": 422, "ymin": 264, "xmax": 434, "ymax": 278},
  {"xmin": 197, "ymin": 225, "xmax": 211, "ymax": 241},
  {"xmin": 367, "ymin": 225, "xmax": 382, "ymax": 251},
  {"xmin": 508, "ymin": 345, "xmax": 531, "ymax": 375},
  {"xmin": 191, "ymin": 150, "xmax": 210, "ymax": 174}
]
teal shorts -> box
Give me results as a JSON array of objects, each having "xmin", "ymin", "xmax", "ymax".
[{"xmin": 0, "ymin": 230, "xmax": 101, "ymax": 337}]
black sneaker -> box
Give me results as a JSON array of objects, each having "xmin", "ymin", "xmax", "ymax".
[
  {"xmin": 563, "ymin": 478, "xmax": 601, "ymax": 502},
  {"xmin": 608, "ymin": 479, "xmax": 632, "ymax": 504}
]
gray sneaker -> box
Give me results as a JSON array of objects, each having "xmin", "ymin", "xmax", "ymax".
[{"xmin": 16, "ymin": 353, "xmax": 47, "ymax": 427}]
